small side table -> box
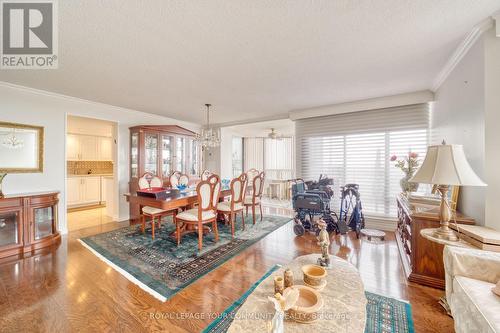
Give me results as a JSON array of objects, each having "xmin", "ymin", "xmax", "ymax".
[
  {"xmin": 420, "ymin": 228, "xmax": 476, "ymax": 315},
  {"xmin": 420, "ymin": 228, "xmax": 475, "ymax": 249}
]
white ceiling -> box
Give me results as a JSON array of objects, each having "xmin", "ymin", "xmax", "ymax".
[
  {"xmin": 227, "ymin": 119, "xmax": 294, "ymax": 138},
  {"xmin": 1, "ymin": 1, "xmax": 499, "ymax": 125}
]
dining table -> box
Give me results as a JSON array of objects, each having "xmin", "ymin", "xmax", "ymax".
[{"xmin": 125, "ymin": 185, "xmax": 232, "ymax": 224}]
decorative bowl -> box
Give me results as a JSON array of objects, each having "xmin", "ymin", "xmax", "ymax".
[
  {"xmin": 302, "ymin": 264, "xmax": 327, "ymax": 287},
  {"xmin": 177, "ymin": 184, "xmax": 187, "ymax": 191},
  {"xmin": 284, "ymin": 285, "xmax": 324, "ymax": 323}
]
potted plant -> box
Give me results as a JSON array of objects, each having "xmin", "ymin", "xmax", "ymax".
[{"xmin": 391, "ymin": 152, "xmax": 420, "ymax": 195}]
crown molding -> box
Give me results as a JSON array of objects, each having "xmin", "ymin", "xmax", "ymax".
[
  {"xmin": 0, "ymin": 80, "xmax": 201, "ymax": 126},
  {"xmin": 211, "ymin": 112, "xmax": 290, "ymax": 128},
  {"xmin": 432, "ymin": 17, "xmax": 494, "ymax": 92},
  {"xmin": 289, "ymin": 90, "xmax": 434, "ymax": 121}
]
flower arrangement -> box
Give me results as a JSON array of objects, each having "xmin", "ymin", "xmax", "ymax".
[{"xmin": 390, "ymin": 152, "xmax": 420, "ymax": 194}]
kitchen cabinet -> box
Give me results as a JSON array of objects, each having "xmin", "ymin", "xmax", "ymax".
[
  {"xmin": 67, "ymin": 176, "xmax": 102, "ymax": 208},
  {"xmin": 98, "ymin": 137, "xmax": 113, "ymax": 161},
  {"xmin": 67, "ymin": 134, "xmax": 113, "ymax": 161}
]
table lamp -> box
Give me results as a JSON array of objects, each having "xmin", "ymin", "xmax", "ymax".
[{"xmin": 409, "ymin": 141, "xmax": 486, "ymax": 241}]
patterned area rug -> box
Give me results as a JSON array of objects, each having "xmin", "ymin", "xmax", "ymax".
[
  {"xmin": 365, "ymin": 292, "xmax": 415, "ymax": 333},
  {"xmin": 203, "ymin": 275, "xmax": 415, "ymax": 333},
  {"xmin": 79, "ymin": 214, "xmax": 291, "ymax": 302}
]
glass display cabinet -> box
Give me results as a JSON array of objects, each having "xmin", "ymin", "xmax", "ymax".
[
  {"xmin": 128, "ymin": 125, "xmax": 200, "ymax": 221},
  {"xmin": 0, "ymin": 191, "xmax": 60, "ymax": 259}
]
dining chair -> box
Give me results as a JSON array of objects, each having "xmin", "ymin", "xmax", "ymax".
[
  {"xmin": 217, "ymin": 173, "xmax": 247, "ymax": 238},
  {"xmin": 174, "ymin": 174, "xmax": 221, "ymax": 250},
  {"xmin": 169, "ymin": 171, "xmax": 181, "ymax": 188},
  {"xmin": 138, "ymin": 173, "xmax": 175, "ymax": 240},
  {"xmin": 201, "ymin": 169, "xmax": 213, "ymax": 181},
  {"xmin": 245, "ymin": 168, "xmax": 260, "ymax": 194},
  {"xmin": 179, "ymin": 173, "xmax": 189, "ymax": 186},
  {"xmin": 244, "ymin": 171, "xmax": 265, "ymax": 225}
]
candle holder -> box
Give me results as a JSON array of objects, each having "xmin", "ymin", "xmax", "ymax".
[{"xmin": 274, "ymin": 276, "xmax": 284, "ymax": 295}]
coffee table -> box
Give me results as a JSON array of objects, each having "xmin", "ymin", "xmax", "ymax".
[{"xmin": 227, "ymin": 254, "xmax": 367, "ymax": 333}]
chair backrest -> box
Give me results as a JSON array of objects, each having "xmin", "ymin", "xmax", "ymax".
[
  {"xmin": 138, "ymin": 172, "xmax": 154, "ymax": 189},
  {"xmin": 169, "ymin": 171, "xmax": 181, "ymax": 187},
  {"xmin": 230, "ymin": 173, "xmax": 247, "ymax": 208},
  {"xmin": 179, "ymin": 174, "xmax": 189, "ymax": 186},
  {"xmin": 201, "ymin": 169, "xmax": 212, "ymax": 181},
  {"xmin": 196, "ymin": 174, "xmax": 221, "ymax": 220},
  {"xmin": 252, "ymin": 171, "xmax": 265, "ymax": 200},
  {"xmin": 246, "ymin": 168, "xmax": 259, "ymax": 182},
  {"xmin": 150, "ymin": 176, "xmax": 163, "ymax": 188}
]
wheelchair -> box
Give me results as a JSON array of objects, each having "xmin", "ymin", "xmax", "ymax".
[
  {"xmin": 338, "ymin": 184, "xmax": 366, "ymax": 238},
  {"xmin": 290, "ymin": 176, "xmax": 341, "ymax": 236}
]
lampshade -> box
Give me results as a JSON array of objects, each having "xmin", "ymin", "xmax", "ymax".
[{"xmin": 409, "ymin": 144, "xmax": 486, "ymax": 186}]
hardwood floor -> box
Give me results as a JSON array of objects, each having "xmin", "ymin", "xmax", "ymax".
[{"xmin": 0, "ymin": 206, "xmax": 454, "ymax": 333}]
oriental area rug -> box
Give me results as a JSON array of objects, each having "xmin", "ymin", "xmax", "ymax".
[{"xmin": 79, "ymin": 214, "xmax": 291, "ymax": 302}]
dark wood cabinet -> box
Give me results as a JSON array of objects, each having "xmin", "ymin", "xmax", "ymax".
[
  {"xmin": 0, "ymin": 191, "xmax": 60, "ymax": 259},
  {"xmin": 396, "ymin": 194, "xmax": 475, "ymax": 289},
  {"xmin": 129, "ymin": 125, "xmax": 200, "ymax": 221}
]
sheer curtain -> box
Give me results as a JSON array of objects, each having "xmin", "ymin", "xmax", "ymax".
[
  {"xmin": 296, "ymin": 104, "xmax": 430, "ymax": 218},
  {"xmin": 243, "ymin": 137, "xmax": 264, "ymax": 171}
]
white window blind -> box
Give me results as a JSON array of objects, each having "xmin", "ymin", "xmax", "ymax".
[
  {"xmin": 296, "ymin": 104, "xmax": 430, "ymax": 218},
  {"xmin": 244, "ymin": 137, "xmax": 295, "ymax": 180}
]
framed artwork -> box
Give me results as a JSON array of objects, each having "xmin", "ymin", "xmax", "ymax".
[{"xmin": 0, "ymin": 121, "xmax": 44, "ymax": 173}]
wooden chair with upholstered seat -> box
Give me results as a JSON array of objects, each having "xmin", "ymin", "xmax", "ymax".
[
  {"xmin": 201, "ymin": 169, "xmax": 213, "ymax": 181},
  {"xmin": 169, "ymin": 171, "xmax": 189, "ymax": 188},
  {"xmin": 217, "ymin": 173, "xmax": 247, "ymax": 238},
  {"xmin": 138, "ymin": 173, "xmax": 175, "ymax": 240},
  {"xmin": 244, "ymin": 171, "xmax": 265, "ymax": 225},
  {"xmin": 245, "ymin": 168, "xmax": 259, "ymax": 193},
  {"xmin": 174, "ymin": 174, "xmax": 221, "ymax": 250}
]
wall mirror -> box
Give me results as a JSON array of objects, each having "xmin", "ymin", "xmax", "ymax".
[{"xmin": 0, "ymin": 122, "xmax": 44, "ymax": 173}]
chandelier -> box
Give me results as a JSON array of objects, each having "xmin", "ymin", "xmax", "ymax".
[
  {"xmin": 2, "ymin": 129, "xmax": 24, "ymax": 149},
  {"xmin": 196, "ymin": 104, "xmax": 220, "ymax": 149}
]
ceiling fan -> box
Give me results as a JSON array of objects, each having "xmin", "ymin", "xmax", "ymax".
[{"xmin": 267, "ymin": 128, "xmax": 283, "ymax": 140}]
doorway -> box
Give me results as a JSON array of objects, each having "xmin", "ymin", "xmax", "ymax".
[{"xmin": 66, "ymin": 115, "xmax": 118, "ymax": 232}]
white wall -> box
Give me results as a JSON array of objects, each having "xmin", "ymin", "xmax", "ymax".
[
  {"xmin": 431, "ymin": 35, "xmax": 486, "ymax": 225},
  {"xmin": 432, "ymin": 27, "xmax": 500, "ymax": 229},
  {"xmin": 202, "ymin": 127, "xmax": 238, "ymax": 180},
  {"xmin": 0, "ymin": 82, "xmax": 199, "ymax": 234},
  {"xmin": 484, "ymin": 28, "xmax": 500, "ymax": 231}
]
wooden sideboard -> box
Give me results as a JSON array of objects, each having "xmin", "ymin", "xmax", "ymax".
[
  {"xmin": 396, "ymin": 194, "xmax": 475, "ymax": 289},
  {"xmin": 0, "ymin": 191, "xmax": 61, "ymax": 259}
]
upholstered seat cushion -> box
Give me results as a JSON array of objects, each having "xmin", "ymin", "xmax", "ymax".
[
  {"xmin": 176, "ymin": 208, "xmax": 216, "ymax": 222},
  {"xmin": 217, "ymin": 201, "xmax": 244, "ymax": 212},
  {"xmin": 142, "ymin": 206, "xmax": 167, "ymax": 215},
  {"xmin": 244, "ymin": 197, "xmax": 260, "ymax": 205},
  {"xmin": 450, "ymin": 276, "xmax": 500, "ymax": 333}
]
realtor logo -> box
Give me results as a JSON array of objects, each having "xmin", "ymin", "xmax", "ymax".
[{"xmin": 1, "ymin": 0, "xmax": 58, "ymax": 69}]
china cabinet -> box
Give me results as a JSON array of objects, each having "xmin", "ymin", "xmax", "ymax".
[
  {"xmin": 128, "ymin": 125, "xmax": 200, "ymax": 221},
  {"xmin": 0, "ymin": 191, "xmax": 60, "ymax": 259}
]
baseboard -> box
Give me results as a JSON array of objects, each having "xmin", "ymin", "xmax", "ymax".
[{"xmin": 365, "ymin": 216, "xmax": 397, "ymax": 231}]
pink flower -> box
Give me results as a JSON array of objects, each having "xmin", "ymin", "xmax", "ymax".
[
  {"xmin": 409, "ymin": 152, "xmax": 418, "ymax": 159},
  {"xmin": 390, "ymin": 155, "xmax": 397, "ymax": 161}
]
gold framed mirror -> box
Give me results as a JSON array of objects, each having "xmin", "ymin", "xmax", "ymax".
[{"xmin": 0, "ymin": 121, "xmax": 44, "ymax": 173}]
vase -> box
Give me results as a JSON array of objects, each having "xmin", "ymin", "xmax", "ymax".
[
  {"xmin": 400, "ymin": 174, "xmax": 419, "ymax": 195},
  {"xmin": 0, "ymin": 173, "xmax": 6, "ymax": 198}
]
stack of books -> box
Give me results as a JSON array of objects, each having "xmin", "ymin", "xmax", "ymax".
[{"xmin": 450, "ymin": 224, "xmax": 500, "ymax": 252}]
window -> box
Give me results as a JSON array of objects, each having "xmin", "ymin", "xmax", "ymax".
[
  {"xmin": 297, "ymin": 104, "xmax": 429, "ymax": 218},
  {"xmin": 232, "ymin": 137, "xmax": 243, "ymax": 177},
  {"xmin": 264, "ymin": 137, "xmax": 294, "ymax": 181}
]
